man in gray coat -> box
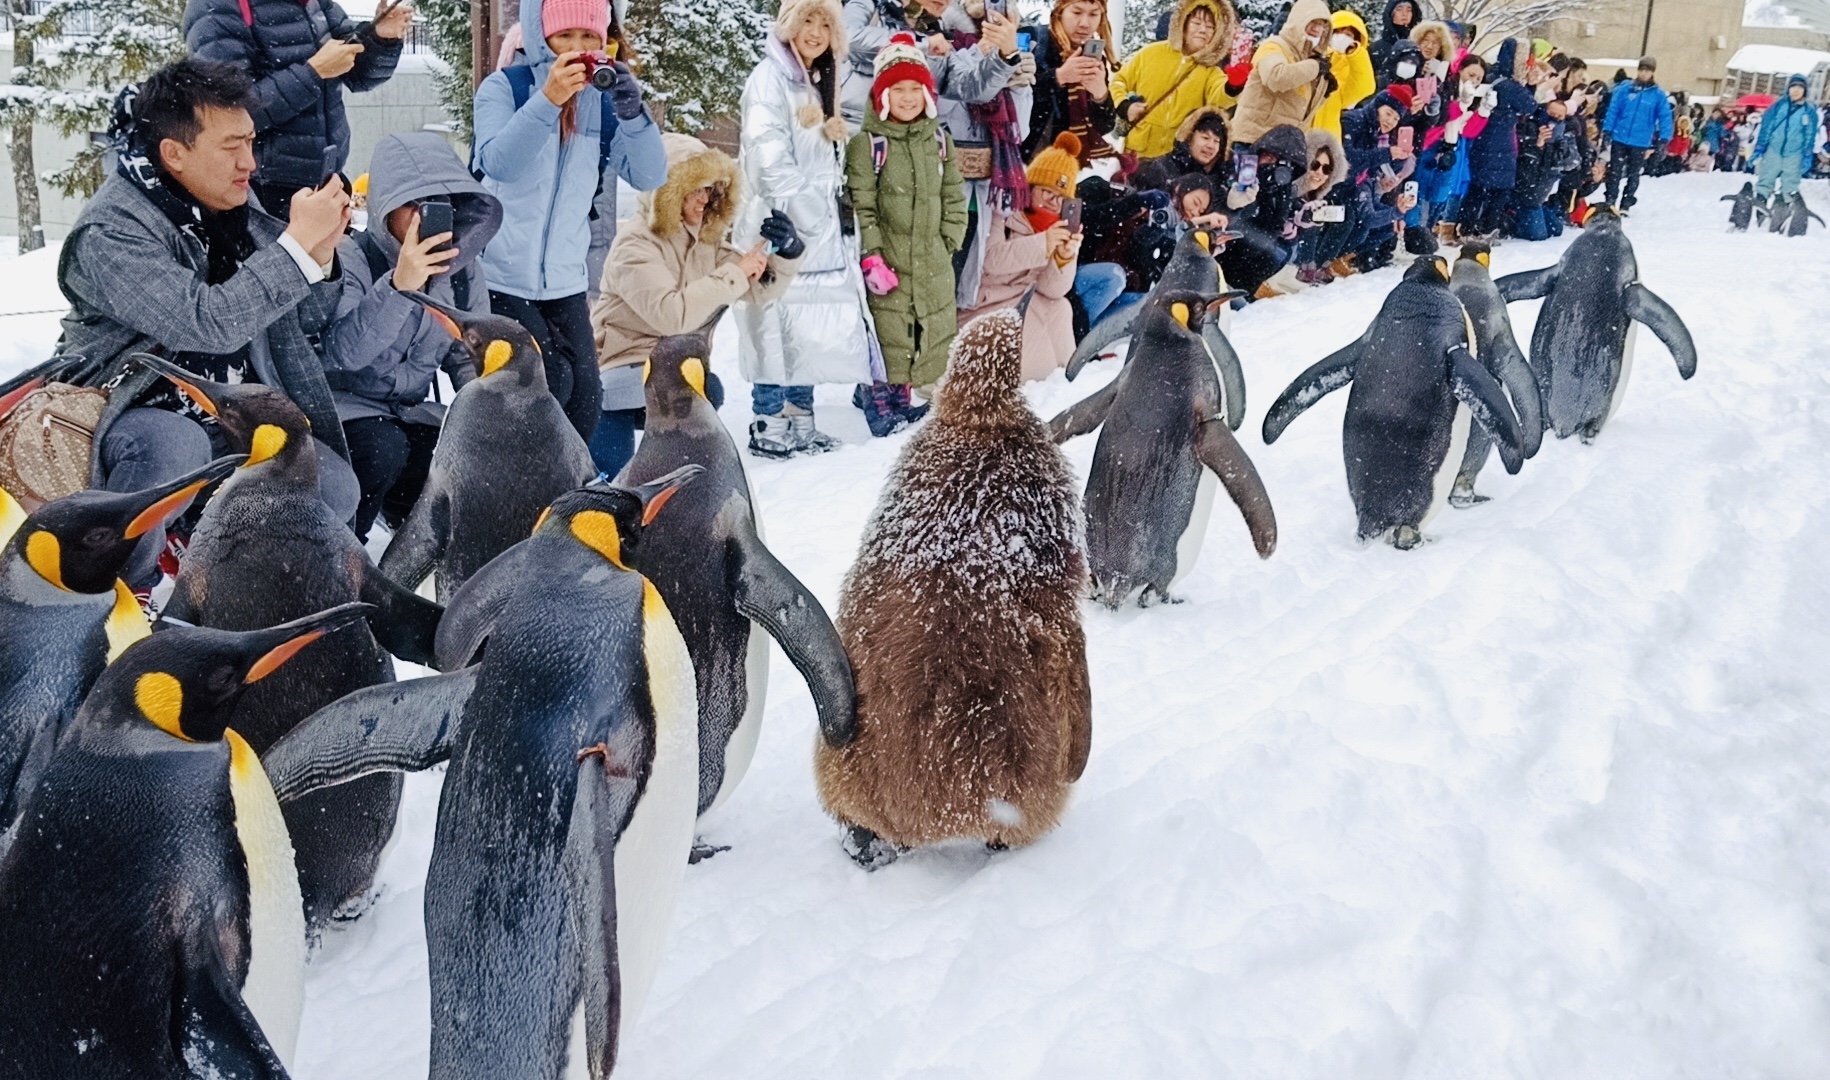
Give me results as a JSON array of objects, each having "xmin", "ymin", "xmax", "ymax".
[{"xmin": 57, "ymin": 59, "xmax": 359, "ymax": 592}]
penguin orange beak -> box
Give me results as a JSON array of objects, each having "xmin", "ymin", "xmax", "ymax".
[
  {"xmin": 630, "ymin": 464, "xmax": 704, "ymax": 526},
  {"xmin": 401, "ymin": 291, "xmax": 465, "ymax": 339},
  {"xmin": 122, "ymin": 455, "xmax": 245, "ymax": 539},
  {"xmin": 135, "ymin": 355, "xmax": 220, "ymax": 417},
  {"xmin": 242, "ymin": 603, "xmax": 374, "ymax": 684}
]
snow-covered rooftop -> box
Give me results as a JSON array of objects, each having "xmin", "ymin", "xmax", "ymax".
[{"xmin": 1726, "ymin": 42, "xmax": 1830, "ymax": 72}]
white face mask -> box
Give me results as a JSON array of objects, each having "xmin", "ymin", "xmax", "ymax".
[
  {"xmin": 1396, "ymin": 60, "xmax": 1417, "ymax": 78},
  {"xmin": 1329, "ymin": 32, "xmax": 1354, "ymax": 53}
]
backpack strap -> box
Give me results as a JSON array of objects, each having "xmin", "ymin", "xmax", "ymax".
[
  {"xmin": 935, "ymin": 129, "xmax": 949, "ymax": 162},
  {"xmin": 355, "ymin": 229, "xmax": 392, "ymax": 286},
  {"xmin": 870, "ymin": 133, "xmax": 888, "ymax": 174}
]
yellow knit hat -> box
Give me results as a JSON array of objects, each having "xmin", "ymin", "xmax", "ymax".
[
  {"xmin": 352, "ymin": 172, "xmax": 369, "ymax": 196},
  {"xmin": 1025, "ymin": 132, "xmax": 1081, "ymax": 197}
]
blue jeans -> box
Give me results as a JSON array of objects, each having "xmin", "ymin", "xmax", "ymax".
[
  {"xmin": 752, "ymin": 384, "xmax": 813, "ymax": 416},
  {"xmin": 589, "ymin": 407, "xmax": 643, "ymax": 479},
  {"xmin": 1075, "ymin": 262, "xmax": 1127, "ymax": 327}
]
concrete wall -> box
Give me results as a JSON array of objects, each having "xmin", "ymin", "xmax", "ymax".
[
  {"xmin": 0, "ymin": 53, "xmax": 452, "ymax": 244},
  {"xmin": 1742, "ymin": 25, "xmax": 1830, "ymax": 51},
  {"xmin": 1539, "ymin": 0, "xmax": 1745, "ymax": 96}
]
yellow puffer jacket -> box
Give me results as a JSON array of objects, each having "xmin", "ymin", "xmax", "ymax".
[
  {"xmin": 1311, "ymin": 10, "xmax": 1375, "ymax": 138},
  {"xmin": 1110, "ymin": 0, "xmax": 1239, "ymax": 159}
]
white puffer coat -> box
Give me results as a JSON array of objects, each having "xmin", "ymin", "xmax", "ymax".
[{"xmin": 732, "ymin": 34, "xmax": 876, "ymax": 388}]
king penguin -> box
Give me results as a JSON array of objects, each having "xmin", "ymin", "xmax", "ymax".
[
  {"xmin": 610, "ymin": 330, "xmax": 855, "ymax": 837},
  {"xmin": 144, "ymin": 357, "xmax": 444, "ymax": 931},
  {"xmin": 1494, "ymin": 208, "xmax": 1696, "ymax": 443},
  {"xmin": 1263, "ymin": 257, "xmax": 1527, "ymax": 548},
  {"xmin": 0, "ymin": 456, "xmax": 240, "ymax": 832},
  {"xmin": 380, "ymin": 295, "xmax": 597, "ymax": 601},
  {"xmin": 1446, "ymin": 242, "xmax": 1545, "ymax": 506},
  {"xmin": 0, "ymin": 604, "xmax": 371, "ymax": 1078},
  {"xmin": 1049, "ymin": 289, "xmax": 1277, "ymax": 607},
  {"xmin": 262, "ymin": 470, "xmax": 704, "ymax": 1079}
]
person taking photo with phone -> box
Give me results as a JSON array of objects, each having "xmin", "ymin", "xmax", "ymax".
[
  {"xmin": 1229, "ymin": 0, "xmax": 1335, "ymax": 148},
  {"xmin": 1109, "ymin": 0, "xmax": 1239, "ymax": 161},
  {"xmin": 320, "ymin": 132, "xmax": 502, "ymax": 541},
  {"xmin": 1025, "ymin": 0, "xmax": 1118, "ymax": 164},
  {"xmin": 471, "ymin": 0, "xmax": 667, "ymax": 443},
  {"xmin": 184, "ymin": 0, "xmax": 413, "ymax": 221}
]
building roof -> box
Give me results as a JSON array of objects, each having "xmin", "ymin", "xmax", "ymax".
[{"xmin": 1726, "ymin": 42, "xmax": 1830, "ymax": 72}]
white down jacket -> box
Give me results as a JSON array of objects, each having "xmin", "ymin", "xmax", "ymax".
[{"xmin": 732, "ymin": 37, "xmax": 875, "ymax": 387}]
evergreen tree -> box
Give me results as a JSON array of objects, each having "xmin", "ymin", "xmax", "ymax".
[
  {"xmin": 416, "ymin": 0, "xmax": 476, "ymax": 141},
  {"xmin": 625, "ymin": 0, "xmax": 771, "ymax": 134}
]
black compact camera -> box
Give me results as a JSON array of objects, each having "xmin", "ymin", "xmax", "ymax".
[
  {"xmin": 578, "ymin": 51, "xmax": 620, "ymax": 90},
  {"xmin": 1269, "ymin": 162, "xmax": 1294, "ymax": 187}
]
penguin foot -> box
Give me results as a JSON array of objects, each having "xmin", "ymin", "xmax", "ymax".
[
  {"xmin": 576, "ymin": 743, "xmax": 633, "ymax": 779},
  {"xmin": 688, "ymin": 840, "xmax": 732, "ymax": 865},
  {"xmin": 841, "ymin": 825, "xmax": 905, "ymax": 871},
  {"xmin": 331, "ymin": 887, "xmax": 382, "ymax": 924},
  {"xmin": 985, "ymin": 839, "xmax": 1010, "ymax": 853},
  {"xmin": 1448, "ymin": 485, "xmax": 1491, "ymax": 509},
  {"xmin": 1390, "ymin": 526, "xmax": 1425, "ymax": 550},
  {"xmin": 1577, "ymin": 420, "xmax": 1604, "ymax": 445},
  {"xmin": 1137, "ymin": 586, "xmax": 1185, "ymax": 607}
]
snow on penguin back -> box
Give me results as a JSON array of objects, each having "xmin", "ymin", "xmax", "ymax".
[{"xmin": 937, "ymin": 306, "xmax": 1028, "ymax": 429}]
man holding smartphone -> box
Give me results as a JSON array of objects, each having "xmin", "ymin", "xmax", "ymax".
[
  {"xmin": 1023, "ymin": 0, "xmax": 1117, "ymax": 163},
  {"xmin": 185, "ymin": 0, "xmax": 414, "ymax": 220}
]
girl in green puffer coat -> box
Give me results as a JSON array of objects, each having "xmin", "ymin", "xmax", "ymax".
[{"xmin": 846, "ymin": 33, "xmax": 969, "ymax": 437}]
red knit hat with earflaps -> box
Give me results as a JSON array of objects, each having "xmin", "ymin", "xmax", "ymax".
[{"xmin": 870, "ymin": 33, "xmax": 938, "ymax": 120}]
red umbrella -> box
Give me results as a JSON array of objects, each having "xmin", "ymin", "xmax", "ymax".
[{"xmin": 1735, "ymin": 93, "xmax": 1778, "ymax": 109}]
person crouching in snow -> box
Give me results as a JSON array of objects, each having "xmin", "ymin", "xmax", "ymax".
[
  {"xmin": 589, "ymin": 133, "xmax": 806, "ymax": 476},
  {"xmin": 956, "ymin": 132, "xmax": 1083, "ymax": 382},
  {"xmin": 845, "ymin": 34, "xmax": 968, "ymax": 437}
]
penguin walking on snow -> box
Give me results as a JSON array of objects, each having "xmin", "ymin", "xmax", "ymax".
[
  {"xmin": 0, "ymin": 457, "xmax": 238, "ymax": 831},
  {"xmin": 818, "ymin": 305, "xmax": 1090, "ymax": 869},
  {"xmin": 262, "ymin": 471, "xmax": 703, "ymax": 1079},
  {"xmin": 0, "ymin": 605, "xmax": 371, "ymax": 1078},
  {"xmin": 1049, "ymin": 290, "xmax": 1276, "ymax": 607},
  {"xmin": 380, "ymin": 297, "xmax": 596, "ymax": 601},
  {"xmin": 612, "ymin": 331, "xmax": 855, "ymax": 842},
  {"xmin": 1446, "ymin": 242, "xmax": 1545, "ymax": 507},
  {"xmin": 1494, "ymin": 207, "xmax": 1696, "ymax": 443},
  {"xmin": 1263, "ymin": 258, "xmax": 1526, "ymax": 549},
  {"xmin": 146, "ymin": 357, "xmax": 443, "ymax": 931}
]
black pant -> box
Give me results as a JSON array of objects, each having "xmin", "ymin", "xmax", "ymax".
[
  {"xmin": 1605, "ymin": 145, "xmax": 1649, "ymax": 208},
  {"xmin": 343, "ymin": 416, "xmax": 440, "ymax": 541},
  {"xmin": 487, "ymin": 290, "xmax": 600, "ymax": 442}
]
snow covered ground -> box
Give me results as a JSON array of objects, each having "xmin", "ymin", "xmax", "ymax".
[{"xmin": 9, "ymin": 173, "xmax": 1830, "ymax": 1078}]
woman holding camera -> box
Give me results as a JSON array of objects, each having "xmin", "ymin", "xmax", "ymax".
[{"xmin": 472, "ymin": 0, "xmax": 667, "ymax": 442}]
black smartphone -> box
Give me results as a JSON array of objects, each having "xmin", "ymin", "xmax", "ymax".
[
  {"xmin": 416, "ymin": 198, "xmax": 454, "ymax": 251},
  {"xmin": 1058, "ymin": 196, "xmax": 1083, "ymax": 234},
  {"xmin": 1082, "ymin": 39, "xmax": 1105, "ymax": 59},
  {"xmin": 319, "ymin": 146, "xmax": 343, "ymax": 188}
]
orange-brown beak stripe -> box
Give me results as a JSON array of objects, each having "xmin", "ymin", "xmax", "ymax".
[
  {"xmin": 124, "ymin": 479, "xmax": 210, "ymax": 540},
  {"xmin": 245, "ymin": 630, "xmax": 327, "ymax": 684},
  {"xmin": 427, "ymin": 307, "xmax": 462, "ymax": 340},
  {"xmin": 641, "ymin": 486, "xmax": 680, "ymax": 526}
]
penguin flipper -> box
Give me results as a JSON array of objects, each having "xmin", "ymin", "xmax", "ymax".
[
  {"xmin": 1624, "ymin": 284, "xmax": 1698, "ymax": 380},
  {"xmin": 1047, "ymin": 381, "xmax": 1120, "ymax": 444},
  {"xmin": 1449, "ymin": 346, "xmax": 1525, "ymax": 475},
  {"xmin": 1488, "ymin": 328, "xmax": 1544, "ymax": 459},
  {"xmin": 176, "ymin": 920, "xmax": 290, "ymax": 1080},
  {"xmin": 433, "ymin": 543, "xmax": 529, "ymax": 671},
  {"xmin": 261, "ymin": 669, "xmax": 476, "ymax": 802},
  {"xmin": 731, "ymin": 538, "xmax": 857, "ymax": 748},
  {"xmin": 378, "ymin": 487, "xmax": 449, "ymax": 595},
  {"xmin": 567, "ymin": 749, "xmax": 628, "ymax": 1078},
  {"xmin": 1065, "ymin": 295, "xmax": 1142, "ymax": 381},
  {"xmin": 360, "ymin": 562, "xmax": 445, "ymax": 667},
  {"xmin": 1202, "ymin": 321, "xmax": 1249, "ymax": 431},
  {"xmin": 1262, "ymin": 341, "xmax": 1358, "ymax": 444},
  {"xmin": 1494, "ymin": 265, "xmax": 1560, "ymax": 303},
  {"xmin": 1195, "ymin": 417, "xmax": 1277, "ymax": 558}
]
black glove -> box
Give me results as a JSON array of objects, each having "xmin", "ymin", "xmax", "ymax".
[
  {"xmin": 1433, "ymin": 143, "xmax": 1456, "ymax": 170},
  {"xmin": 607, "ymin": 61, "xmax": 647, "ymax": 121},
  {"xmin": 1319, "ymin": 65, "xmax": 1340, "ymax": 99},
  {"xmin": 759, "ymin": 210, "xmax": 805, "ymax": 260}
]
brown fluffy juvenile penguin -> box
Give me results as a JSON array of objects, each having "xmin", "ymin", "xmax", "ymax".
[{"xmin": 816, "ymin": 304, "xmax": 1091, "ymax": 869}]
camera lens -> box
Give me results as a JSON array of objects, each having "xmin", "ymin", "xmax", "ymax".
[
  {"xmin": 591, "ymin": 64, "xmax": 617, "ymax": 90},
  {"xmin": 1272, "ymin": 164, "xmax": 1294, "ymax": 186}
]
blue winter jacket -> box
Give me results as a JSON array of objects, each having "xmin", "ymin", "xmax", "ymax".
[
  {"xmin": 472, "ymin": 0, "xmax": 667, "ymax": 300},
  {"xmin": 1603, "ymin": 80, "xmax": 1674, "ymax": 150},
  {"xmin": 1754, "ymin": 79, "xmax": 1821, "ymax": 169}
]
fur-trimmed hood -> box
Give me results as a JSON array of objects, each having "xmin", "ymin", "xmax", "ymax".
[
  {"xmin": 773, "ymin": 0, "xmax": 847, "ymax": 55},
  {"xmin": 641, "ymin": 132, "xmax": 741, "ymax": 240},
  {"xmin": 1303, "ymin": 127, "xmax": 1348, "ymax": 194},
  {"xmin": 1175, "ymin": 104, "xmax": 1230, "ymax": 145},
  {"xmin": 1409, "ymin": 20, "xmax": 1454, "ymax": 61},
  {"xmin": 1167, "ymin": 0, "xmax": 1238, "ymax": 68}
]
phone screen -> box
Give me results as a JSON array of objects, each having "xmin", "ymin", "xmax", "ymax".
[
  {"xmin": 1396, "ymin": 126, "xmax": 1415, "ymax": 155},
  {"xmin": 1082, "ymin": 39, "xmax": 1104, "ymax": 58},
  {"xmin": 1233, "ymin": 148, "xmax": 1258, "ymax": 188},
  {"xmin": 1416, "ymin": 75, "xmax": 1439, "ymax": 105},
  {"xmin": 1058, "ymin": 197, "xmax": 1083, "ymax": 234},
  {"xmin": 1016, "ymin": 29, "xmax": 1032, "ymax": 51}
]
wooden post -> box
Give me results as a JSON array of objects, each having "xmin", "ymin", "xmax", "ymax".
[{"xmin": 471, "ymin": 0, "xmax": 500, "ymax": 88}]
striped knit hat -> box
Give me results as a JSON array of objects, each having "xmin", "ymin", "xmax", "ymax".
[{"xmin": 870, "ymin": 33, "xmax": 937, "ymax": 120}]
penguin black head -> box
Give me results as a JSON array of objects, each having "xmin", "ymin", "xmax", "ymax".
[
  {"xmin": 89, "ymin": 603, "xmax": 371, "ymax": 743},
  {"xmin": 1146, "ymin": 288, "xmax": 1232, "ymax": 337},
  {"xmin": 1455, "ymin": 240, "xmax": 1492, "ymax": 270},
  {"xmin": 1404, "ymin": 256, "xmax": 1452, "ymax": 285},
  {"xmin": 137, "ymin": 356, "xmax": 315, "ymax": 479},
  {"xmin": 1587, "ymin": 204, "xmax": 1623, "ymax": 229},
  {"xmin": 6, "ymin": 456, "xmax": 243, "ymax": 593},
  {"xmin": 406, "ymin": 293, "xmax": 548, "ymax": 385},
  {"xmin": 642, "ymin": 332, "xmax": 715, "ymax": 419},
  {"xmin": 536, "ymin": 465, "xmax": 703, "ymax": 569}
]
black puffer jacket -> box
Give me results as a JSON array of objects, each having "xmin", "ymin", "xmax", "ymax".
[{"xmin": 184, "ymin": 0, "xmax": 402, "ymax": 190}]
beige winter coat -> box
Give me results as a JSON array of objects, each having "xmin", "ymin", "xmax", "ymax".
[
  {"xmin": 592, "ymin": 133, "xmax": 800, "ymax": 371},
  {"xmin": 1228, "ymin": 0, "xmax": 1333, "ymax": 146},
  {"xmin": 957, "ymin": 210, "xmax": 1076, "ymax": 382}
]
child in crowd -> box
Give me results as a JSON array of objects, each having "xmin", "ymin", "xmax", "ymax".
[{"xmin": 846, "ymin": 33, "xmax": 968, "ymax": 435}]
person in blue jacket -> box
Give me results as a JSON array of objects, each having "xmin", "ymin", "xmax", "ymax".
[
  {"xmin": 1458, "ymin": 38, "xmax": 1537, "ymax": 239},
  {"xmin": 1601, "ymin": 55, "xmax": 1673, "ymax": 211},
  {"xmin": 472, "ymin": 0, "xmax": 667, "ymax": 442},
  {"xmin": 1752, "ymin": 74, "xmax": 1820, "ymax": 206}
]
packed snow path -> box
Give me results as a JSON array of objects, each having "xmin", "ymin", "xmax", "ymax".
[{"xmin": 10, "ymin": 172, "xmax": 1823, "ymax": 1078}]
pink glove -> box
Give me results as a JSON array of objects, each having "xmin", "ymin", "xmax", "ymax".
[{"xmin": 861, "ymin": 254, "xmax": 900, "ymax": 296}]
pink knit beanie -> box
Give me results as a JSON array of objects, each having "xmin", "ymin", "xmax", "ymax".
[{"xmin": 542, "ymin": 0, "xmax": 608, "ymax": 38}]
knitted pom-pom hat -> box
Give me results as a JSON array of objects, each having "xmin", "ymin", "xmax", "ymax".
[
  {"xmin": 1025, "ymin": 132, "xmax": 1082, "ymax": 196},
  {"xmin": 871, "ymin": 33, "xmax": 937, "ymax": 120}
]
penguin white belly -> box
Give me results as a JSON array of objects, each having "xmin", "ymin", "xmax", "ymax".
[
  {"xmin": 1422, "ymin": 404, "xmax": 1473, "ymax": 529},
  {"xmin": 1168, "ymin": 468, "xmax": 1219, "ymax": 589},
  {"xmin": 612, "ymin": 583, "xmax": 701, "ymax": 1025},
  {"xmin": 225, "ymin": 730, "xmax": 305, "ymax": 1068},
  {"xmin": 1603, "ymin": 321, "xmax": 1639, "ymax": 427},
  {"xmin": 705, "ymin": 625, "xmax": 769, "ymax": 815}
]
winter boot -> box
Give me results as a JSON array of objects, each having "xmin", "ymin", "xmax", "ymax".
[
  {"xmin": 747, "ymin": 414, "xmax": 799, "ymax": 459},
  {"xmin": 1725, "ymin": 182, "xmax": 1755, "ymax": 230},
  {"xmin": 1435, "ymin": 221, "xmax": 1461, "ymax": 247},
  {"xmin": 889, "ymin": 383, "xmax": 930, "ymax": 426},
  {"xmin": 785, "ymin": 409, "xmax": 840, "ymax": 454},
  {"xmin": 854, "ymin": 382, "xmax": 906, "ymax": 438},
  {"xmin": 1327, "ymin": 254, "xmax": 1358, "ymax": 279},
  {"xmin": 1404, "ymin": 224, "xmax": 1439, "ymax": 256}
]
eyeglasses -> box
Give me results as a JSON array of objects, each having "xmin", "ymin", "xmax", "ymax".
[{"xmin": 1310, "ymin": 160, "xmax": 1331, "ymax": 172}]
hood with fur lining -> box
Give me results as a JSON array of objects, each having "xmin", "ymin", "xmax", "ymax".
[
  {"xmin": 1168, "ymin": 0, "xmax": 1239, "ymax": 68},
  {"xmin": 641, "ymin": 132, "xmax": 741, "ymax": 240},
  {"xmin": 1304, "ymin": 127, "xmax": 1349, "ymax": 194}
]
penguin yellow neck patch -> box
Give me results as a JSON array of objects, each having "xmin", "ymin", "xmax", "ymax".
[
  {"xmin": 482, "ymin": 339, "xmax": 515, "ymax": 376},
  {"xmin": 569, "ymin": 510, "xmax": 627, "ymax": 569},
  {"xmin": 245, "ymin": 424, "xmax": 289, "ymax": 467},
  {"xmin": 1170, "ymin": 302, "xmax": 1190, "ymax": 329},
  {"xmin": 1474, "ymin": 251, "xmax": 1491, "ymax": 268},
  {"xmin": 25, "ymin": 530, "xmax": 65, "ymax": 589},
  {"xmin": 1194, "ymin": 231, "xmax": 1211, "ymax": 253},
  {"xmin": 106, "ymin": 580, "xmax": 151, "ymax": 662},
  {"xmin": 135, "ymin": 671, "xmax": 189, "ymax": 740},
  {"xmin": 641, "ymin": 359, "xmax": 653, "ymax": 384},
  {"xmin": 680, "ymin": 358, "xmax": 707, "ymax": 399}
]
